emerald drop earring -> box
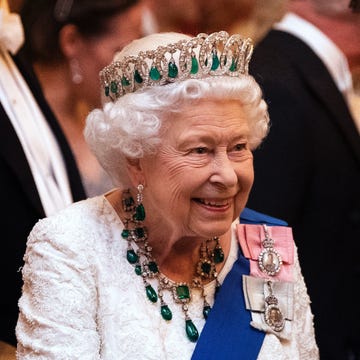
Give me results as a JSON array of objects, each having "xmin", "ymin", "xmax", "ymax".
[{"xmin": 135, "ymin": 184, "xmax": 145, "ymax": 221}]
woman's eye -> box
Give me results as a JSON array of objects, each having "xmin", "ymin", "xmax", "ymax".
[
  {"xmin": 233, "ymin": 143, "xmax": 246, "ymax": 151},
  {"xmin": 192, "ymin": 147, "xmax": 208, "ymax": 154}
]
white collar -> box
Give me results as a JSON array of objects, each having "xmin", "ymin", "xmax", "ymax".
[{"xmin": 274, "ymin": 12, "xmax": 353, "ymax": 99}]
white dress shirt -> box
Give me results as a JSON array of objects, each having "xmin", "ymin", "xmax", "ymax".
[{"xmin": 0, "ymin": 7, "xmax": 73, "ymax": 215}]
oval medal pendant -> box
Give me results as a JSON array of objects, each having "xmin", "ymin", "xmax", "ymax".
[
  {"xmin": 258, "ymin": 248, "xmax": 282, "ymax": 276},
  {"xmin": 264, "ymin": 303, "xmax": 285, "ymax": 332}
]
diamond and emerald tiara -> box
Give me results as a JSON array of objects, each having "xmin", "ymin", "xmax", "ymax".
[{"xmin": 100, "ymin": 31, "xmax": 254, "ymax": 102}]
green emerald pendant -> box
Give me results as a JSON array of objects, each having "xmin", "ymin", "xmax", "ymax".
[
  {"xmin": 126, "ymin": 249, "xmax": 138, "ymax": 264},
  {"xmin": 110, "ymin": 81, "xmax": 118, "ymax": 94},
  {"xmin": 211, "ymin": 51, "xmax": 220, "ymax": 71},
  {"xmin": 121, "ymin": 229, "xmax": 129, "ymax": 239},
  {"xmin": 168, "ymin": 61, "xmax": 178, "ymax": 78},
  {"xmin": 161, "ymin": 305, "xmax": 172, "ymax": 320},
  {"xmin": 201, "ymin": 261, "xmax": 212, "ymax": 275},
  {"xmin": 203, "ymin": 305, "xmax": 211, "ymax": 319},
  {"xmin": 145, "ymin": 284, "xmax": 158, "ymax": 303},
  {"xmin": 135, "ymin": 264, "xmax": 142, "ymax": 275},
  {"xmin": 149, "ymin": 66, "xmax": 161, "ymax": 81},
  {"xmin": 213, "ymin": 247, "xmax": 224, "ymax": 264},
  {"xmin": 176, "ymin": 285, "xmax": 190, "ymax": 300},
  {"xmin": 185, "ymin": 319, "xmax": 199, "ymax": 342},
  {"xmin": 148, "ymin": 261, "xmax": 159, "ymax": 274},
  {"xmin": 134, "ymin": 227, "xmax": 145, "ymax": 239},
  {"xmin": 190, "ymin": 56, "xmax": 199, "ymax": 74},
  {"xmin": 229, "ymin": 57, "xmax": 238, "ymax": 72},
  {"xmin": 135, "ymin": 204, "xmax": 145, "ymax": 221},
  {"xmin": 134, "ymin": 69, "xmax": 143, "ymax": 84},
  {"xmin": 121, "ymin": 76, "xmax": 130, "ymax": 86}
]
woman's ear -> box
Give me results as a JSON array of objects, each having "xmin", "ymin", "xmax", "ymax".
[
  {"xmin": 58, "ymin": 24, "xmax": 82, "ymax": 59},
  {"xmin": 59, "ymin": 24, "xmax": 85, "ymax": 84},
  {"xmin": 126, "ymin": 158, "xmax": 146, "ymax": 187}
]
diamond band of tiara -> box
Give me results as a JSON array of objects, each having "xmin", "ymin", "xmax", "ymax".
[{"xmin": 100, "ymin": 31, "xmax": 254, "ymax": 101}]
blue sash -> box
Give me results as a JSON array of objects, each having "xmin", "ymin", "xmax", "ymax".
[
  {"xmin": 240, "ymin": 207, "xmax": 288, "ymax": 226},
  {"xmin": 191, "ymin": 208, "xmax": 287, "ymax": 360}
]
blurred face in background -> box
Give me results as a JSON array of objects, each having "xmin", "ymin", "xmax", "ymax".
[
  {"xmin": 72, "ymin": 2, "xmax": 144, "ymax": 108},
  {"xmin": 144, "ymin": 0, "xmax": 287, "ymax": 43},
  {"xmin": 199, "ymin": 0, "xmax": 254, "ymax": 33},
  {"xmin": 143, "ymin": 0, "xmax": 201, "ymax": 34},
  {"xmin": 290, "ymin": 0, "xmax": 360, "ymax": 72}
]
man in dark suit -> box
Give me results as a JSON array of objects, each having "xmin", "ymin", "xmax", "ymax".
[
  {"xmin": 246, "ymin": 3, "xmax": 360, "ymax": 359},
  {"xmin": 0, "ymin": 13, "xmax": 86, "ymax": 348}
]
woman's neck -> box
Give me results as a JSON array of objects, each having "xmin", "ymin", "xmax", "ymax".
[
  {"xmin": 107, "ymin": 188, "xmax": 232, "ymax": 284},
  {"xmin": 33, "ymin": 61, "xmax": 87, "ymax": 126}
]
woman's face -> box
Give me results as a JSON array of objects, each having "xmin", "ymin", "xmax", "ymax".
[
  {"xmin": 137, "ymin": 99, "xmax": 254, "ymax": 240},
  {"xmin": 76, "ymin": 3, "xmax": 144, "ymax": 108}
]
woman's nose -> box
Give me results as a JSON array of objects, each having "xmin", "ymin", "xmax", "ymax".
[{"xmin": 208, "ymin": 153, "xmax": 238, "ymax": 188}]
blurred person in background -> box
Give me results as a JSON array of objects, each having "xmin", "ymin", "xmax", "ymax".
[
  {"xmin": 0, "ymin": 0, "xmax": 86, "ymax": 355},
  {"xmin": 142, "ymin": 0, "xmax": 202, "ymax": 35},
  {"xmin": 246, "ymin": 1, "xmax": 360, "ymax": 359},
  {"xmin": 284, "ymin": 0, "xmax": 360, "ymax": 130},
  {"xmin": 20, "ymin": 0, "xmax": 144, "ymax": 197},
  {"xmin": 142, "ymin": 0, "xmax": 285, "ymax": 44}
]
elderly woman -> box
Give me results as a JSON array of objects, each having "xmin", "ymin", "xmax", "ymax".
[{"xmin": 16, "ymin": 31, "xmax": 319, "ymax": 359}]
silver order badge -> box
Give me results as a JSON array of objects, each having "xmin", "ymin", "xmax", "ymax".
[
  {"xmin": 264, "ymin": 281, "xmax": 285, "ymax": 332},
  {"xmin": 258, "ymin": 224, "xmax": 282, "ymax": 276}
]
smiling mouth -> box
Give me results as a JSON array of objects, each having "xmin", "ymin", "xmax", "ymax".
[{"xmin": 194, "ymin": 198, "xmax": 230, "ymax": 208}]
